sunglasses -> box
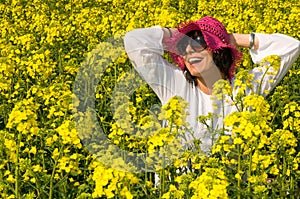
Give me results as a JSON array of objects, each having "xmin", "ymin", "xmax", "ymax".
[{"xmin": 177, "ymin": 31, "xmax": 207, "ymax": 56}]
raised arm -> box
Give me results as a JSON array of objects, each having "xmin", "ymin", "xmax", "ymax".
[
  {"xmin": 229, "ymin": 33, "xmax": 259, "ymax": 50},
  {"xmin": 124, "ymin": 27, "xmax": 187, "ymax": 104},
  {"xmin": 230, "ymin": 32, "xmax": 300, "ymax": 95}
]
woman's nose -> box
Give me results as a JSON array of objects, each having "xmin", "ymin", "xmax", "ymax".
[{"xmin": 185, "ymin": 45, "xmax": 196, "ymax": 55}]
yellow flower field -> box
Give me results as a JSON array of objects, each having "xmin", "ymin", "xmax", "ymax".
[{"xmin": 0, "ymin": 0, "xmax": 299, "ymax": 198}]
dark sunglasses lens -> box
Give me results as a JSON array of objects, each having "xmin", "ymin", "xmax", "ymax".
[
  {"xmin": 190, "ymin": 39, "xmax": 201, "ymax": 48},
  {"xmin": 177, "ymin": 37, "xmax": 189, "ymax": 55},
  {"xmin": 177, "ymin": 35, "xmax": 206, "ymax": 55},
  {"xmin": 190, "ymin": 36, "xmax": 206, "ymax": 49}
]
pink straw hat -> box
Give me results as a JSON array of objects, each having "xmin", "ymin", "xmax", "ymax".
[{"xmin": 165, "ymin": 16, "xmax": 243, "ymax": 80}]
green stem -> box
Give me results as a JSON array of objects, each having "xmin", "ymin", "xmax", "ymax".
[
  {"xmin": 290, "ymin": 174, "xmax": 294, "ymax": 199},
  {"xmin": 160, "ymin": 159, "xmax": 165, "ymax": 199},
  {"xmin": 49, "ymin": 145, "xmax": 63, "ymax": 199},
  {"xmin": 221, "ymin": 94, "xmax": 225, "ymax": 135},
  {"xmin": 49, "ymin": 160, "xmax": 57, "ymax": 199},
  {"xmin": 160, "ymin": 123, "xmax": 174, "ymax": 198},
  {"xmin": 247, "ymin": 150, "xmax": 252, "ymax": 196},
  {"xmin": 281, "ymin": 156, "xmax": 286, "ymax": 198},
  {"xmin": 257, "ymin": 67, "xmax": 269, "ymax": 95},
  {"xmin": 145, "ymin": 150, "xmax": 148, "ymax": 196},
  {"xmin": 237, "ymin": 144, "xmax": 241, "ymax": 199},
  {"xmin": 15, "ymin": 131, "xmax": 22, "ymax": 199}
]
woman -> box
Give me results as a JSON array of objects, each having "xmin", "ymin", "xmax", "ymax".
[{"xmin": 124, "ymin": 16, "xmax": 300, "ymax": 153}]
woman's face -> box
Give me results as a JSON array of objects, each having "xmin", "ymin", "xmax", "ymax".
[
  {"xmin": 178, "ymin": 31, "xmax": 217, "ymax": 77},
  {"xmin": 183, "ymin": 44, "xmax": 215, "ymax": 77}
]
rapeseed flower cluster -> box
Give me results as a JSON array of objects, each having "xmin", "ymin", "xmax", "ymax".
[
  {"xmin": 210, "ymin": 58, "xmax": 299, "ymax": 197},
  {"xmin": 0, "ymin": 0, "xmax": 299, "ymax": 198},
  {"xmin": 189, "ymin": 168, "xmax": 229, "ymax": 199}
]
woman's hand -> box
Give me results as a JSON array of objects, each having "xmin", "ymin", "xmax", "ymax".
[{"xmin": 162, "ymin": 28, "xmax": 178, "ymax": 40}]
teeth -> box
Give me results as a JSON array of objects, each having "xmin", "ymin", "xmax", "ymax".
[{"xmin": 188, "ymin": 57, "xmax": 202, "ymax": 64}]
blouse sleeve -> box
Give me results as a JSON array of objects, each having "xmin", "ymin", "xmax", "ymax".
[
  {"xmin": 249, "ymin": 33, "xmax": 300, "ymax": 96},
  {"xmin": 124, "ymin": 26, "xmax": 186, "ymax": 104}
]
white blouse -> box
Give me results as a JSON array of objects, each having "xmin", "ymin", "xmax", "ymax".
[{"xmin": 124, "ymin": 26, "xmax": 300, "ymax": 153}]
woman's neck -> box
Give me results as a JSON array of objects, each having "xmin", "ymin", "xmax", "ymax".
[
  {"xmin": 196, "ymin": 77, "xmax": 213, "ymax": 95},
  {"xmin": 196, "ymin": 67, "xmax": 225, "ymax": 95}
]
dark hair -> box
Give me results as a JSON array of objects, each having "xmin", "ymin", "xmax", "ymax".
[{"xmin": 178, "ymin": 30, "xmax": 233, "ymax": 86}]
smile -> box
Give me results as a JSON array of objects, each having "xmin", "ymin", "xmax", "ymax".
[{"xmin": 188, "ymin": 57, "xmax": 202, "ymax": 64}]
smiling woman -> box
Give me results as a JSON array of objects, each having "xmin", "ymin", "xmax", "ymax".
[
  {"xmin": 124, "ymin": 16, "xmax": 300, "ymax": 153},
  {"xmin": 168, "ymin": 17, "xmax": 243, "ymax": 89}
]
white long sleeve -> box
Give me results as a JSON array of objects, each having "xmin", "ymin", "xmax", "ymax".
[
  {"xmin": 124, "ymin": 26, "xmax": 190, "ymax": 105},
  {"xmin": 249, "ymin": 33, "xmax": 300, "ymax": 96}
]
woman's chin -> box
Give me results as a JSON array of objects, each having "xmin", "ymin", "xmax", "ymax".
[
  {"xmin": 189, "ymin": 69, "xmax": 202, "ymax": 77},
  {"xmin": 187, "ymin": 65, "xmax": 204, "ymax": 77}
]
